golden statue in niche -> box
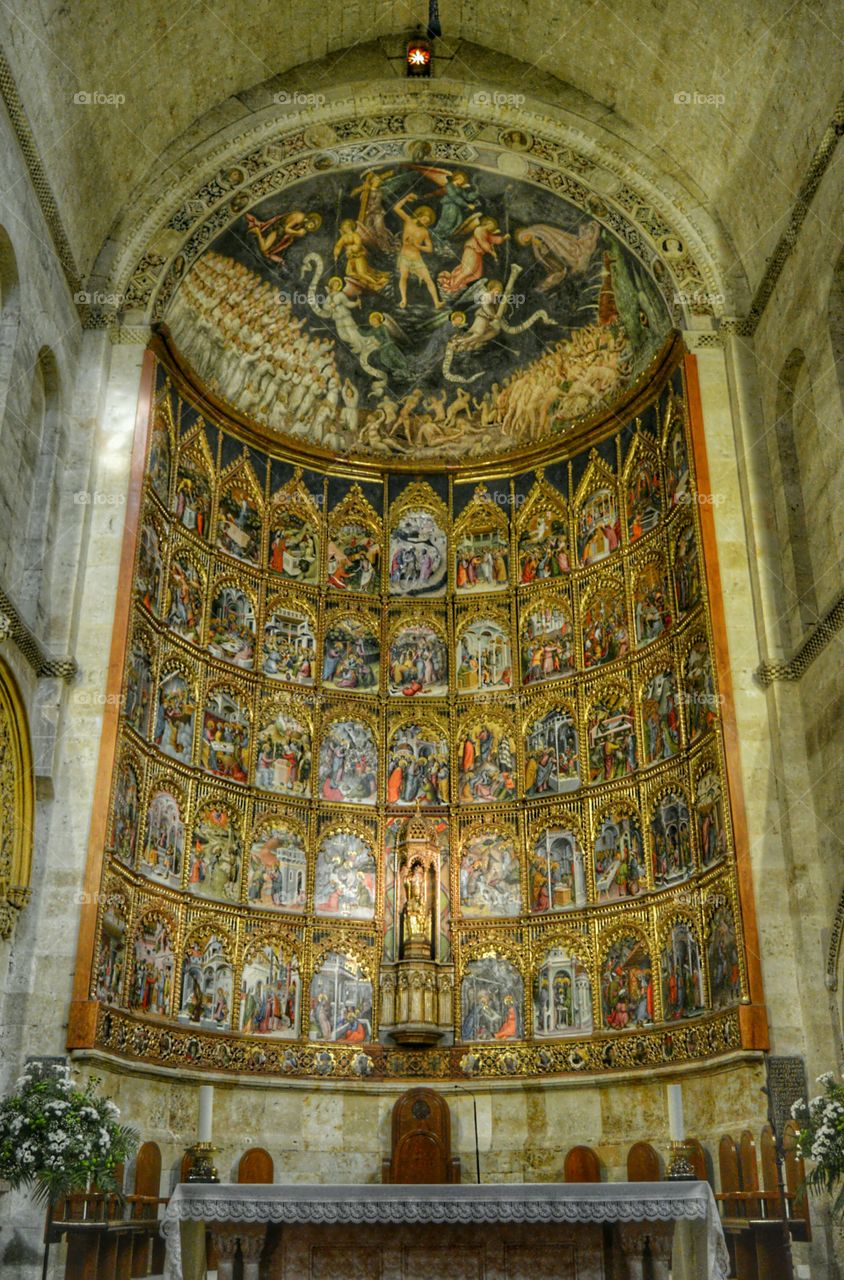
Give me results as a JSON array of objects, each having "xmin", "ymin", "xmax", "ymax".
[{"xmin": 401, "ymin": 858, "xmax": 432, "ymax": 957}]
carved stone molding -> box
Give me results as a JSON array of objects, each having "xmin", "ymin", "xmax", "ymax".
[
  {"xmin": 756, "ymin": 589, "xmax": 844, "ymax": 686},
  {"xmin": 0, "ymin": 582, "xmax": 77, "ymax": 683}
]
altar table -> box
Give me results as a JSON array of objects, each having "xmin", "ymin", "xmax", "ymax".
[{"xmin": 161, "ymin": 1181, "xmax": 730, "ymax": 1280}]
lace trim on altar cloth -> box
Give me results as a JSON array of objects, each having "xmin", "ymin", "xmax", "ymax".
[{"xmin": 161, "ymin": 1183, "xmax": 730, "ymax": 1280}]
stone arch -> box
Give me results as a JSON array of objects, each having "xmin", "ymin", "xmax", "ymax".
[
  {"xmin": 771, "ymin": 348, "xmax": 820, "ymax": 638},
  {"xmin": 0, "ymin": 653, "xmax": 35, "ymax": 939}
]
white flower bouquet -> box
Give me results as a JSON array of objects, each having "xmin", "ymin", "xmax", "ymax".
[
  {"xmin": 791, "ymin": 1072, "xmax": 844, "ymax": 1219},
  {"xmin": 0, "ymin": 1061, "xmax": 137, "ymax": 1207}
]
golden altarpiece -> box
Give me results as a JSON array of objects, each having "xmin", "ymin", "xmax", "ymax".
[{"xmin": 64, "ymin": 147, "xmax": 767, "ymax": 1085}]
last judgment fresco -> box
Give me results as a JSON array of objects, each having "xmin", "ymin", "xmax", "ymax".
[
  {"xmin": 165, "ymin": 163, "xmax": 670, "ymax": 463},
  {"xmin": 88, "ymin": 339, "xmax": 751, "ymax": 1083}
]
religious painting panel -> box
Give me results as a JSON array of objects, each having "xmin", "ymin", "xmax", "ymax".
[
  {"xmin": 523, "ymin": 704, "xmax": 580, "ymax": 796},
  {"xmin": 454, "ymin": 485, "xmax": 509, "ymax": 594},
  {"xmin": 189, "ymin": 802, "xmax": 243, "ymax": 904},
  {"xmin": 326, "ymin": 485, "xmax": 381, "ymax": 594},
  {"xmin": 651, "ymin": 788, "xmax": 694, "ymax": 888},
  {"xmin": 309, "ymin": 951, "xmax": 373, "ymax": 1043},
  {"xmin": 664, "ymin": 404, "xmax": 690, "ymax": 507},
  {"xmin": 458, "ymin": 826, "xmax": 521, "ymax": 918},
  {"xmin": 262, "ymin": 597, "xmax": 316, "ymax": 685},
  {"xmin": 520, "ymin": 596, "xmax": 574, "ymax": 685},
  {"xmin": 455, "ymin": 615, "xmax": 513, "ymax": 695},
  {"xmin": 581, "ymin": 575, "xmax": 629, "ymax": 668},
  {"xmin": 322, "ymin": 611, "xmax": 380, "ymax": 693},
  {"xmin": 140, "ymin": 783, "xmax": 186, "ymax": 887},
  {"xmin": 707, "ymin": 903, "xmax": 742, "ymax": 1009},
  {"xmin": 240, "ymin": 942, "xmax": 301, "ymax": 1037},
  {"xmin": 124, "ymin": 635, "xmax": 153, "ymax": 738},
  {"xmin": 148, "ymin": 405, "xmax": 172, "ymax": 506},
  {"xmin": 625, "ymin": 442, "xmax": 661, "ymax": 542},
  {"xmin": 517, "ymin": 483, "xmax": 571, "ymax": 584},
  {"xmin": 129, "ymin": 915, "xmax": 176, "ymax": 1018},
  {"xmin": 684, "ymin": 637, "xmax": 718, "ymax": 742},
  {"xmin": 153, "ymin": 667, "xmax": 196, "ymax": 763},
  {"xmin": 253, "ymin": 702, "xmax": 312, "ymax": 798},
  {"xmin": 136, "ymin": 516, "xmax": 163, "ymax": 614},
  {"xmin": 111, "ymin": 757, "xmax": 140, "ymax": 867},
  {"xmin": 386, "ymin": 719, "xmax": 449, "ymax": 806},
  {"xmin": 632, "ymin": 556, "xmax": 672, "ymax": 647},
  {"xmin": 388, "ymin": 486, "xmax": 448, "ymax": 597},
  {"xmin": 576, "ymin": 463, "xmax": 620, "ymax": 566},
  {"xmin": 216, "ymin": 466, "xmax": 263, "ymax": 566},
  {"xmin": 460, "ymin": 955, "xmax": 524, "ymax": 1041},
  {"xmin": 388, "ymin": 619, "xmax": 448, "ymax": 697},
  {"xmin": 586, "ymin": 685, "xmax": 636, "ymax": 782},
  {"xmin": 695, "ymin": 764, "xmax": 728, "ymax": 868},
  {"xmin": 164, "ymin": 550, "xmax": 205, "ymax": 645},
  {"xmin": 207, "ymin": 581, "xmax": 256, "ymax": 669},
  {"xmin": 173, "ymin": 439, "xmax": 212, "ymax": 538},
  {"xmin": 599, "ymin": 931, "xmax": 653, "ymax": 1029},
  {"xmin": 268, "ymin": 478, "xmax": 320, "ymax": 584},
  {"xmin": 200, "ymin": 685, "xmax": 250, "ymax": 784},
  {"xmin": 94, "ymin": 893, "xmax": 128, "ymax": 1006},
  {"xmin": 528, "ymin": 818, "xmax": 587, "ymax": 912},
  {"xmin": 247, "ymin": 821, "xmax": 307, "ymax": 913},
  {"xmin": 640, "ymin": 667, "xmax": 681, "ymax": 763},
  {"xmin": 314, "ymin": 828, "xmax": 377, "ymax": 921},
  {"xmin": 533, "ymin": 944, "xmax": 593, "ymax": 1037},
  {"xmin": 594, "ymin": 805, "xmax": 646, "ymax": 903},
  {"xmin": 457, "ymin": 716, "xmax": 517, "ymax": 804},
  {"xmin": 318, "ymin": 716, "xmax": 378, "ymax": 805},
  {"xmin": 673, "ymin": 520, "xmax": 701, "ymax": 615},
  {"xmin": 179, "ymin": 933, "xmax": 234, "ymax": 1030},
  {"xmin": 660, "ymin": 919, "xmax": 705, "ymax": 1021}
]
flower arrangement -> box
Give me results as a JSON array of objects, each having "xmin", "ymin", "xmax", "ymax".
[
  {"xmin": 0, "ymin": 1061, "xmax": 138, "ymax": 1207},
  {"xmin": 791, "ymin": 1071, "xmax": 844, "ymax": 1219}
]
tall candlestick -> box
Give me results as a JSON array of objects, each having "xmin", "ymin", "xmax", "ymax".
[
  {"xmin": 667, "ymin": 1083, "xmax": 684, "ymax": 1141},
  {"xmin": 198, "ymin": 1085, "xmax": 214, "ymax": 1143}
]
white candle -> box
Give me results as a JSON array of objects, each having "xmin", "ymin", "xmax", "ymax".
[
  {"xmin": 198, "ymin": 1085, "xmax": 214, "ymax": 1143},
  {"xmin": 667, "ymin": 1083, "xmax": 684, "ymax": 1141}
]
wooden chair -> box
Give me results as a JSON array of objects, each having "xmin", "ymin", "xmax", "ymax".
[
  {"xmin": 563, "ymin": 1145, "xmax": 602, "ymax": 1183},
  {"xmin": 238, "ymin": 1147, "xmax": 274, "ymax": 1184},
  {"xmin": 739, "ymin": 1130, "xmax": 762, "ymax": 1218},
  {"xmin": 717, "ymin": 1134, "xmax": 757, "ymax": 1279},
  {"xmin": 126, "ymin": 1141, "xmax": 167, "ymax": 1276},
  {"xmin": 382, "ymin": 1088, "xmax": 460, "ymax": 1184},
  {"xmin": 783, "ymin": 1120, "xmax": 811, "ymax": 1241},
  {"xmin": 626, "ymin": 1141, "xmax": 662, "ymax": 1181},
  {"xmin": 759, "ymin": 1125, "xmax": 785, "ymax": 1220},
  {"xmin": 685, "ymin": 1138, "xmax": 711, "ymax": 1184}
]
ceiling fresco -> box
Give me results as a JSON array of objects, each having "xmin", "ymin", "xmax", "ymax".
[{"xmin": 165, "ymin": 161, "xmax": 672, "ymax": 463}]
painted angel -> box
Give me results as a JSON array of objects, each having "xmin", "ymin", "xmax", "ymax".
[
  {"xmin": 515, "ymin": 219, "xmax": 601, "ymax": 290},
  {"xmin": 245, "ymin": 209, "xmax": 322, "ymax": 265},
  {"xmin": 411, "ymin": 165, "xmax": 480, "ymax": 248},
  {"xmin": 438, "ymin": 214, "xmax": 509, "ymax": 297}
]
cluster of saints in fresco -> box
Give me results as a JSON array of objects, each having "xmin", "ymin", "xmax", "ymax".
[
  {"xmin": 167, "ymin": 159, "xmax": 669, "ymax": 461},
  {"xmin": 94, "ymin": 359, "xmax": 748, "ymax": 1064}
]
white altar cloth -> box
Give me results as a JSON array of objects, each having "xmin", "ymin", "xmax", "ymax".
[{"xmin": 161, "ymin": 1180, "xmax": 729, "ymax": 1280}]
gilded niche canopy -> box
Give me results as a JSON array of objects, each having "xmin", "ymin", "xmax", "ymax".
[
  {"xmin": 163, "ymin": 160, "xmax": 671, "ymax": 463},
  {"xmin": 86, "ymin": 342, "xmax": 752, "ymax": 1083}
]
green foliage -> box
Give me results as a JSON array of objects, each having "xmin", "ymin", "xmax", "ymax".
[
  {"xmin": 792, "ymin": 1072, "xmax": 844, "ymax": 1219},
  {"xmin": 0, "ymin": 1062, "xmax": 138, "ymax": 1208}
]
